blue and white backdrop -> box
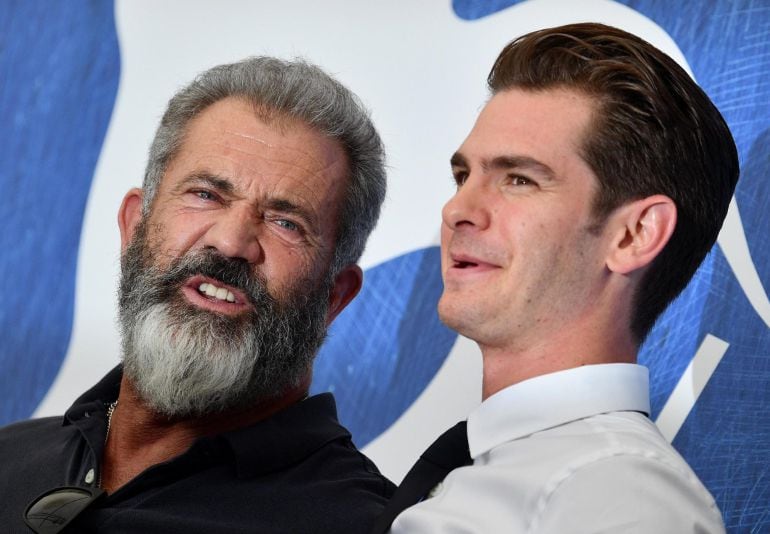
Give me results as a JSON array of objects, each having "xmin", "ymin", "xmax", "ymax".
[{"xmin": 1, "ymin": 1, "xmax": 768, "ymax": 531}]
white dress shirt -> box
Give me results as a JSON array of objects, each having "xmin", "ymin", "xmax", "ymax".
[{"xmin": 391, "ymin": 364, "xmax": 724, "ymax": 533}]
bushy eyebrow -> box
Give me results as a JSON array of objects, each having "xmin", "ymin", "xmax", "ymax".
[
  {"xmin": 263, "ymin": 198, "xmax": 316, "ymax": 230},
  {"xmin": 450, "ymin": 151, "xmax": 557, "ymax": 181},
  {"xmin": 174, "ymin": 172, "xmax": 236, "ymax": 196},
  {"xmin": 174, "ymin": 171, "xmax": 318, "ymax": 231}
]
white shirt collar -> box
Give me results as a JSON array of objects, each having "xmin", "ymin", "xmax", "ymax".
[{"xmin": 467, "ymin": 363, "xmax": 650, "ymax": 459}]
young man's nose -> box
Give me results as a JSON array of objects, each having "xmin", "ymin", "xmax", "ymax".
[{"xmin": 442, "ymin": 178, "xmax": 491, "ymax": 232}]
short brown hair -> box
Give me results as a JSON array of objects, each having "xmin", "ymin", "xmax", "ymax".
[{"xmin": 488, "ymin": 23, "xmax": 739, "ymax": 342}]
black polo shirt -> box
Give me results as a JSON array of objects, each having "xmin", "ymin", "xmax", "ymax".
[{"xmin": 0, "ymin": 366, "xmax": 394, "ymax": 533}]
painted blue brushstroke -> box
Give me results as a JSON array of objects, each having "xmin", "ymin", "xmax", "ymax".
[
  {"xmin": 452, "ymin": 0, "xmax": 526, "ymax": 20},
  {"xmin": 0, "ymin": 1, "xmax": 120, "ymax": 425},
  {"xmin": 312, "ymin": 246, "xmax": 458, "ymax": 446},
  {"xmin": 452, "ymin": 1, "xmax": 770, "ymax": 530},
  {"xmin": 0, "ymin": 0, "xmax": 763, "ymax": 528}
]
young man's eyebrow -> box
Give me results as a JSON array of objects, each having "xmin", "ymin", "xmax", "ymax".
[
  {"xmin": 487, "ymin": 155, "xmax": 556, "ymax": 180},
  {"xmin": 450, "ymin": 152, "xmax": 468, "ymax": 168},
  {"xmin": 451, "ymin": 151, "xmax": 556, "ymax": 181}
]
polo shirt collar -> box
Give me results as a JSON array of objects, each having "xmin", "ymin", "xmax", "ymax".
[
  {"xmin": 64, "ymin": 365, "xmax": 122, "ymax": 424},
  {"xmin": 63, "ymin": 366, "xmax": 351, "ymax": 479},
  {"xmin": 467, "ymin": 363, "xmax": 650, "ymax": 459},
  {"xmin": 221, "ymin": 393, "xmax": 350, "ymax": 478}
]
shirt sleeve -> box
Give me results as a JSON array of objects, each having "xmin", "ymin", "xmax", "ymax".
[{"xmin": 530, "ymin": 453, "xmax": 726, "ymax": 534}]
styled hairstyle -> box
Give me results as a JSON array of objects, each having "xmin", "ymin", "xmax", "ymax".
[
  {"xmin": 488, "ymin": 23, "xmax": 739, "ymax": 342},
  {"xmin": 142, "ymin": 57, "xmax": 386, "ymax": 274}
]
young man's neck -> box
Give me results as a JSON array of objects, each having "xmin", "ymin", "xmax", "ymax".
[{"xmin": 478, "ymin": 316, "xmax": 637, "ymax": 400}]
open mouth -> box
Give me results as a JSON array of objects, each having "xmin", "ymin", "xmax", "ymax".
[
  {"xmin": 446, "ymin": 252, "xmax": 499, "ymax": 277},
  {"xmin": 197, "ymin": 281, "xmax": 237, "ymax": 303},
  {"xmin": 181, "ymin": 275, "xmax": 251, "ymax": 314}
]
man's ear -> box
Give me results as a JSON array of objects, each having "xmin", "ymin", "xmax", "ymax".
[
  {"xmin": 606, "ymin": 195, "xmax": 677, "ymax": 275},
  {"xmin": 325, "ymin": 264, "xmax": 363, "ymax": 326},
  {"xmin": 118, "ymin": 188, "xmax": 144, "ymax": 253}
]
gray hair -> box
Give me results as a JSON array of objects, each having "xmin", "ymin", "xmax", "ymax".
[{"xmin": 142, "ymin": 56, "xmax": 387, "ymax": 273}]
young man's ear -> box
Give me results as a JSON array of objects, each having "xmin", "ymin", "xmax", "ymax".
[
  {"xmin": 118, "ymin": 188, "xmax": 144, "ymax": 253},
  {"xmin": 606, "ymin": 195, "xmax": 677, "ymax": 275},
  {"xmin": 325, "ymin": 264, "xmax": 363, "ymax": 326}
]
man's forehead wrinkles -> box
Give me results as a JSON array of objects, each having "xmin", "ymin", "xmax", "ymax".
[
  {"xmin": 221, "ymin": 138, "xmax": 342, "ymax": 176},
  {"xmin": 226, "ymin": 130, "xmax": 275, "ymax": 148},
  {"xmin": 221, "ymin": 126, "xmax": 329, "ymax": 156}
]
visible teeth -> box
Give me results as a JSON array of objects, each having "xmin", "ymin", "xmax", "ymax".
[{"xmin": 198, "ymin": 283, "xmax": 236, "ymax": 303}]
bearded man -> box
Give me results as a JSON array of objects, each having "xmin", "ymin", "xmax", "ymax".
[{"xmin": 0, "ymin": 57, "xmax": 393, "ymax": 533}]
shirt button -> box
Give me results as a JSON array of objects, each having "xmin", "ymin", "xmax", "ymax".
[{"xmin": 85, "ymin": 468, "xmax": 95, "ymax": 484}]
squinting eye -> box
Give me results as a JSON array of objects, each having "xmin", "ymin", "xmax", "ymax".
[
  {"xmin": 196, "ymin": 190, "xmax": 215, "ymax": 201},
  {"xmin": 276, "ymin": 219, "xmax": 299, "ymax": 232}
]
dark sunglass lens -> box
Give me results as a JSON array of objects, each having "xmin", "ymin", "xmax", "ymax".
[{"xmin": 25, "ymin": 487, "xmax": 104, "ymax": 534}]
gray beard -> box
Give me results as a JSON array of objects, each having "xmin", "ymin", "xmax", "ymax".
[{"xmin": 117, "ymin": 220, "xmax": 331, "ymax": 419}]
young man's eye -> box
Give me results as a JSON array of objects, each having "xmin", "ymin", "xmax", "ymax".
[
  {"xmin": 453, "ymin": 171, "xmax": 469, "ymax": 187},
  {"xmin": 509, "ymin": 175, "xmax": 533, "ymax": 186}
]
